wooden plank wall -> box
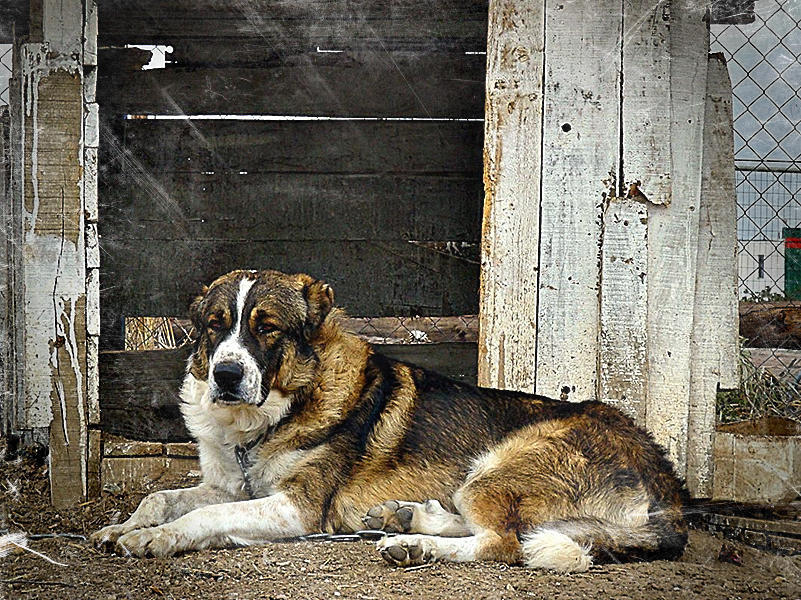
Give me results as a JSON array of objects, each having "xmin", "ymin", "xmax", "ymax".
[
  {"xmin": 86, "ymin": 0, "xmax": 740, "ymax": 495},
  {"xmin": 481, "ymin": 0, "xmax": 739, "ymax": 491},
  {"xmin": 96, "ymin": 1, "xmax": 488, "ymax": 349},
  {"xmin": 95, "ymin": 1, "xmax": 486, "ymax": 441},
  {"xmin": 99, "ymin": 343, "xmax": 478, "ymax": 442}
]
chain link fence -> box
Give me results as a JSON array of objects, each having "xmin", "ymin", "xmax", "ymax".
[
  {"xmin": 0, "ymin": 44, "xmax": 10, "ymax": 106},
  {"xmin": 711, "ymin": 0, "xmax": 801, "ymax": 423}
]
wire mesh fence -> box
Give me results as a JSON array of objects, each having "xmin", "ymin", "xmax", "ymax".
[
  {"xmin": 0, "ymin": 44, "xmax": 10, "ymax": 106},
  {"xmin": 711, "ymin": 0, "xmax": 801, "ymax": 423}
]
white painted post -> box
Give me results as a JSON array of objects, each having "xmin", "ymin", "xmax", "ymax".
[
  {"xmin": 479, "ymin": 0, "xmax": 545, "ymax": 393},
  {"xmin": 645, "ymin": 0, "xmax": 710, "ymax": 478},
  {"xmin": 687, "ymin": 53, "xmax": 739, "ymax": 497},
  {"xmin": 534, "ymin": 0, "xmax": 622, "ymax": 402},
  {"xmin": 599, "ymin": 0, "xmax": 672, "ymax": 424},
  {"xmin": 13, "ymin": 0, "xmax": 96, "ymax": 506},
  {"xmin": 480, "ymin": 0, "xmax": 623, "ymax": 403}
]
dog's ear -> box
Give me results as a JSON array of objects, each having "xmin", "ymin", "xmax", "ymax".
[
  {"xmin": 189, "ymin": 285, "xmax": 210, "ymax": 333},
  {"xmin": 302, "ymin": 277, "xmax": 334, "ymax": 337}
]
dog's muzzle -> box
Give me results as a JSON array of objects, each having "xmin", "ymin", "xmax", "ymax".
[{"xmin": 212, "ymin": 361, "xmax": 245, "ymax": 404}]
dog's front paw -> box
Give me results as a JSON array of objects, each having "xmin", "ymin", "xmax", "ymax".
[
  {"xmin": 90, "ymin": 523, "xmax": 132, "ymax": 551},
  {"xmin": 363, "ymin": 500, "xmax": 415, "ymax": 533},
  {"xmin": 377, "ymin": 534, "xmax": 436, "ymax": 567},
  {"xmin": 116, "ymin": 526, "xmax": 184, "ymax": 558}
]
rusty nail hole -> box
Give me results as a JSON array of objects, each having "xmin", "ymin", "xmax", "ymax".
[{"xmin": 561, "ymin": 123, "xmax": 572, "ymax": 132}]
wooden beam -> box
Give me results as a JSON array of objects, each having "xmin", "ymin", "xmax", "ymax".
[
  {"xmin": 0, "ymin": 108, "xmax": 9, "ymax": 436},
  {"xmin": 106, "ymin": 119, "xmax": 483, "ymax": 175},
  {"xmin": 12, "ymin": 0, "xmax": 95, "ymax": 507},
  {"xmin": 98, "ymin": 50, "xmax": 485, "ymax": 118},
  {"xmin": 645, "ymin": 0, "xmax": 710, "ymax": 478},
  {"xmin": 99, "ymin": 343, "xmax": 478, "ymax": 442},
  {"xmin": 96, "ymin": 0, "xmax": 489, "ymax": 50},
  {"xmin": 599, "ymin": 0, "xmax": 671, "ymax": 424},
  {"xmin": 100, "ymin": 173, "xmax": 482, "ymax": 242},
  {"xmin": 100, "ymin": 239, "xmax": 479, "ymax": 320},
  {"xmin": 534, "ymin": 0, "xmax": 622, "ymax": 402},
  {"xmin": 478, "ymin": 0, "xmax": 544, "ymax": 393},
  {"xmin": 686, "ymin": 53, "xmax": 739, "ymax": 497}
]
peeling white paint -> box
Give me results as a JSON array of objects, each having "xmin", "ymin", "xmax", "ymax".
[{"xmin": 19, "ymin": 44, "xmax": 86, "ymax": 432}]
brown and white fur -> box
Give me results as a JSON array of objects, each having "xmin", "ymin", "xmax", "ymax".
[{"xmin": 91, "ymin": 269, "xmax": 688, "ymax": 572}]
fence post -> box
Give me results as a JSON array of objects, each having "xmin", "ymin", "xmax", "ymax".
[
  {"xmin": 12, "ymin": 0, "xmax": 95, "ymax": 507},
  {"xmin": 687, "ymin": 53, "xmax": 739, "ymax": 497}
]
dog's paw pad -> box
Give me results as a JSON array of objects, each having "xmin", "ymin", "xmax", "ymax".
[
  {"xmin": 362, "ymin": 500, "xmax": 415, "ymax": 533},
  {"xmin": 378, "ymin": 537, "xmax": 434, "ymax": 567}
]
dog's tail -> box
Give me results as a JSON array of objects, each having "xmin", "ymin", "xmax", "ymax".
[{"xmin": 520, "ymin": 510, "xmax": 688, "ymax": 573}]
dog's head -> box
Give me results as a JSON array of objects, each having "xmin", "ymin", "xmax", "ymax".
[{"xmin": 188, "ymin": 269, "xmax": 334, "ymax": 406}]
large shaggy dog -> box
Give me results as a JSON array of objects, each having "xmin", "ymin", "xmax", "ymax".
[{"xmin": 91, "ymin": 269, "xmax": 688, "ymax": 572}]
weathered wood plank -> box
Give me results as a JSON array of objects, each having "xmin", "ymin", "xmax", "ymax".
[
  {"xmin": 478, "ymin": 0, "xmax": 544, "ymax": 393},
  {"xmin": 99, "ymin": 343, "xmax": 478, "ymax": 442},
  {"xmin": 0, "ymin": 108, "xmax": 9, "ymax": 436},
  {"xmin": 111, "ymin": 119, "xmax": 484, "ymax": 175},
  {"xmin": 534, "ymin": 0, "xmax": 621, "ymax": 401},
  {"xmin": 645, "ymin": 0, "xmax": 710, "ymax": 479},
  {"xmin": 100, "ymin": 239, "xmax": 479, "ymax": 321},
  {"xmin": 26, "ymin": 62, "xmax": 88, "ymax": 506},
  {"xmin": 87, "ymin": 429, "xmax": 101, "ymax": 498},
  {"xmin": 599, "ymin": 0, "xmax": 669, "ymax": 424},
  {"xmin": 100, "ymin": 173, "xmax": 482, "ymax": 242},
  {"xmin": 686, "ymin": 53, "xmax": 738, "ymax": 497},
  {"xmin": 98, "ymin": 51, "xmax": 485, "ymax": 118},
  {"xmin": 600, "ymin": 199, "xmax": 648, "ymax": 423},
  {"xmin": 100, "ymin": 347, "xmax": 190, "ymax": 442},
  {"xmin": 97, "ymin": 0, "xmax": 489, "ymax": 50}
]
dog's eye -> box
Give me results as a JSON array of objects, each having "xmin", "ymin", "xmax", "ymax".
[
  {"xmin": 207, "ymin": 320, "xmax": 224, "ymax": 332},
  {"xmin": 256, "ymin": 323, "xmax": 277, "ymax": 335}
]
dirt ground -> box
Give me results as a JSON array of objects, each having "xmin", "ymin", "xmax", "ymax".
[{"xmin": 1, "ymin": 442, "xmax": 800, "ymax": 600}]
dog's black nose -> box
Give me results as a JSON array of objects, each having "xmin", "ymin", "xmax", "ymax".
[{"xmin": 213, "ymin": 362, "xmax": 244, "ymax": 391}]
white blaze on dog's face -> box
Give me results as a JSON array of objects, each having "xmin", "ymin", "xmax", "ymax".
[
  {"xmin": 188, "ymin": 270, "xmax": 334, "ymax": 407},
  {"xmin": 208, "ymin": 277, "xmax": 261, "ymax": 405}
]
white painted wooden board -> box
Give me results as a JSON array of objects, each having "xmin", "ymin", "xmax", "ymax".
[
  {"xmin": 599, "ymin": 0, "xmax": 672, "ymax": 425},
  {"xmin": 687, "ymin": 53, "xmax": 739, "ymax": 497},
  {"xmin": 645, "ymin": 0, "xmax": 710, "ymax": 478},
  {"xmin": 621, "ymin": 0, "xmax": 672, "ymax": 205},
  {"xmin": 600, "ymin": 199, "xmax": 648, "ymax": 423},
  {"xmin": 535, "ymin": 0, "xmax": 622, "ymax": 401},
  {"xmin": 478, "ymin": 0, "xmax": 545, "ymax": 393}
]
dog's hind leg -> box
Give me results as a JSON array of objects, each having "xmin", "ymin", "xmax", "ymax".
[{"xmin": 363, "ymin": 499, "xmax": 472, "ymax": 536}]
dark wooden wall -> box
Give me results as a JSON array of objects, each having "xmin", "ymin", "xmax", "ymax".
[
  {"xmin": 98, "ymin": 0, "xmax": 488, "ymax": 347},
  {"xmin": 97, "ymin": 0, "xmax": 486, "ymax": 440}
]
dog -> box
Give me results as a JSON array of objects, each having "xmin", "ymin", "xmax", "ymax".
[{"xmin": 91, "ymin": 269, "xmax": 688, "ymax": 572}]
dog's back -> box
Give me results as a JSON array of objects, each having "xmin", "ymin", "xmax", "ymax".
[{"xmin": 324, "ymin": 350, "xmax": 688, "ymax": 570}]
